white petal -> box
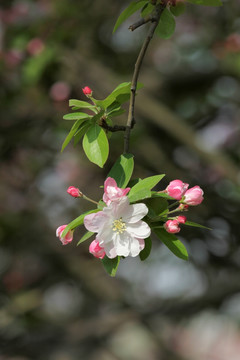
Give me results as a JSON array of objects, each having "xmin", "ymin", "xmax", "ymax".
[
  {"xmin": 123, "ymin": 203, "xmax": 149, "ymax": 223},
  {"xmin": 129, "ymin": 237, "xmax": 145, "ymax": 257},
  {"xmin": 126, "ymin": 221, "xmax": 151, "ymax": 239},
  {"xmin": 110, "ymin": 196, "xmax": 130, "ymax": 218},
  {"xmin": 98, "ymin": 226, "xmax": 114, "ymax": 245},
  {"xmin": 84, "ymin": 211, "xmax": 108, "ymax": 232},
  {"xmin": 104, "ymin": 241, "xmax": 118, "ymax": 259}
]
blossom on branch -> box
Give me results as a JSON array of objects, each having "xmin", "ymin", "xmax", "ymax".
[
  {"xmin": 82, "ymin": 86, "xmax": 92, "ymax": 96},
  {"xmin": 183, "ymin": 186, "xmax": 204, "ymax": 206},
  {"xmin": 56, "ymin": 225, "xmax": 73, "ymax": 245},
  {"xmin": 89, "ymin": 239, "xmax": 106, "ymax": 259},
  {"xmin": 67, "ymin": 186, "xmax": 83, "ymax": 198},
  {"xmin": 166, "ymin": 179, "xmax": 189, "ymax": 200},
  {"xmin": 164, "ymin": 219, "xmax": 181, "ymax": 234},
  {"xmin": 84, "ymin": 197, "xmax": 150, "ymax": 258},
  {"xmin": 103, "ymin": 177, "xmax": 130, "ymax": 206}
]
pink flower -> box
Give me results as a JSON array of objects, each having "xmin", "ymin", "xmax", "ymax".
[
  {"xmin": 82, "ymin": 86, "xmax": 92, "ymax": 96},
  {"xmin": 166, "ymin": 180, "xmax": 189, "ymax": 200},
  {"xmin": 89, "ymin": 239, "xmax": 106, "ymax": 259},
  {"xmin": 56, "ymin": 225, "xmax": 73, "ymax": 245},
  {"xmin": 67, "ymin": 186, "xmax": 82, "ymax": 198},
  {"xmin": 176, "ymin": 215, "xmax": 187, "ymax": 224},
  {"xmin": 103, "ymin": 177, "xmax": 130, "ymax": 206},
  {"xmin": 84, "ymin": 197, "xmax": 150, "ymax": 258},
  {"xmin": 164, "ymin": 220, "xmax": 181, "ymax": 234},
  {"xmin": 183, "ymin": 186, "xmax": 204, "ymax": 206}
]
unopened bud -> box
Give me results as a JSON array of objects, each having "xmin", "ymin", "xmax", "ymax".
[
  {"xmin": 67, "ymin": 186, "xmax": 83, "ymax": 198},
  {"xmin": 82, "ymin": 86, "xmax": 92, "ymax": 96}
]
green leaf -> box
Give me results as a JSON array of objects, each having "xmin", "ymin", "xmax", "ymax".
[
  {"xmin": 82, "ymin": 124, "xmax": 109, "ymax": 168},
  {"xmin": 100, "ymin": 82, "xmax": 144, "ymax": 109},
  {"xmin": 107, "ymin": 153, "xmax": 134, "ymax": 188},
  {"xmin": 145, "ymin": 197, "xmax": 168, "ymax": 217},
  {"xmin": 151, "ymin": 192, "xmax": 175, "ymax": 200},
  {"xmin": 141, "ymin": 3, "xmax": 154, "ymax": 17},
  {"xmin": 61, "ymin": 119, "xmax": 83, "ymax": 152},
  {"xmin": 73, "ymin": 122, "xmax": 91, "ymax": 146},
  {"xmin": 156, "ymin": 8, "xmax": 176, "ymax": 39},
  {"xmin": 77, "ymin": 231, "xmax": 94, "ymax": 246},
  {"xmin": 186, "ymin": 0, "xmax": 222, "ymax": 6},
  {"xmin": 170, "ymin": 2, "xmax": 186, "ymax": 16},
  {"xmin": 154, "ymin": 228, "xmax": 188, "ymax": 260},
  {"xmin": 62, "ymin": 209, "xmax": 99, "ymax": 237},
  {"xmin": 113, "ymin": 0, "xmax": 148, "ymax": 33},
  {"xmin": 185, "ymin": 221, "xmax": 211, "ymax": 230},
  {"xmin": 101, "ymin": 256, "xmax": 120, "ymax": 277},
  {"xmin": 63, "ymin": 112, "xmax": 90, "ymax": 121},
  {"xmin": 69, "ymin": 99, "xmax": 96, "ymax": 112},
  {"xmin": 128, "ymin": 175, "xmax": 165, "ymax": 199},
  {"xmin": 140, "ymin": 237, "xmax": 152, "ymax": 261},
  {"xmin": 128, "ymin": 188, "xmax": 152, "ymax": 203}
]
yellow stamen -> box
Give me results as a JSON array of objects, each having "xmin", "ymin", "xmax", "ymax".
[{"xmin": 112, "ymin": 217, "xmax": 126, "ymax": 234}]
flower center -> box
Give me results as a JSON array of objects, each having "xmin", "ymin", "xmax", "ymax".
[{"xmin": 112, "ymin": 217, "xmax": 126, "ymax": 234}]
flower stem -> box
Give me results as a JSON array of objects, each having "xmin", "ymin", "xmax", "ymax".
[{"xmin": 83, "ymin": 195, "xmax": 99, "ymax": 206}]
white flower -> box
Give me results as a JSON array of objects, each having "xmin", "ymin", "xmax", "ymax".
[{"xmin": 84, "ymin": 197, "xmax": 151, "ymax": 258}]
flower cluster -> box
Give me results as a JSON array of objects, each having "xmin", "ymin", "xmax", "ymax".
[{"xmin": 56, "ymin": 177, "xmax": 204, "ymax": 268}]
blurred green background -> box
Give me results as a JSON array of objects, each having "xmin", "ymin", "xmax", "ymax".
[{"xmin": 1, "ymin": 0, "xmax": 240, "ymax": 359}]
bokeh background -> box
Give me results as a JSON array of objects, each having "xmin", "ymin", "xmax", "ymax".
[{"xmin": 1, "ymin": 0, "xmax": 240, "ymax": 359}]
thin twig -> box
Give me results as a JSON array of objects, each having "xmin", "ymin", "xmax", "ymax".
[
  {"xmin": 100, "ymin": 119, "xmax": 134, "ymax": 132},
  {"xmin": 124, "ymin": 3, "xmax": 166, "ymax": 154},
  {"xmin": 129, "ymin": 15, "xmax": 156, "ymax": 32}
]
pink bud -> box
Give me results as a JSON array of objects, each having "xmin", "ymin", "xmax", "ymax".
[
  {"xmin": 103, "ymin": 177, "xmax": 130, "ymax": 206},
  {"xmin": 183, "ymin": 186, "xmax": 204, "ymax": 206},
  {"xmin": 56, "ymin": 225, "xmax": 73, "ymax": 245},
  {"xmin": 164, "ymin": 220, "xmax": 181, "ymax": 234},
  {"xmin": 67, "ymin": 186, "xmax": 83, "ymax": 198},
  {"xmin": 89, "ymin": 239, "xmax": 106, "ymax": 259},
  {"xmin": 82, "ymin": 86, "xmax": 92, "ymax": 96},
  {"xmin": 176, "ymin": 215, "xmax": 187, "ymax": 224},
  {"xmin": 166, "ymin": 180, "xmax": 189, "ymax": 200}
]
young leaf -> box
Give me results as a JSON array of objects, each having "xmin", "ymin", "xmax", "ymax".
[
  {"xmin": 113, "ymin": 0, "xmax": 148, "ymax": 33},
  {"xmin": 152, "ymin": 192, "xmax": 174, "ymax": 200},
  {"xmin": 186, "ymin": 0, "xmax": 222, "ymax": 6},
  {"xmin": 107, "ymin": 153, "xmax": 134, "ymax": 188},
  {"xmin": 73, "ymin": 122, "xmax": 91, "ymax": 146},
  {"xmin": 154, "ymin": 228, "xmax": 188, "ymax": 260},
  {"xmin": 77, "ymin": 231, "xmax": 94, "ymax": 246},
  {"xmin": 101, "ymin": 82, "xmax": 144, "ymax": 109},
  {"xmin": 69, "ymin": 99, "xmax": 96, "ymax": 111},
  {"xmin": 62, "ymin": 209, "xmax": 100, "ymax": 237},
  {"xmin": 141, "ymin": 3, "xmax": 154, "ymax": 17},
  {"xmin": 82, "ymin": 124, "xmax": 109, "ymax": 168},
  {"xmin": 156, "ymin": 8, "xmax": 176, "ymax": 39},
  {"xmin": 128, "ymin": 174, "xmax": 165, "ymax": 198},
  {"xmin": 63, "ymin": 112, "xmax": 90, "ymax": 121},
  {"xmin": 170, "ymin": 2, "xmax": 186, "ymax": 16},
  {"xmin": 140, "ymin": 237, "xmax": 152, "ymax": 261},
  {"xmin": 128, "ymin": 188, "xmax": 151, "ymax": 203},
  {"xmin": 101, "ymin": 256, "xmax": 120, "ymax": 277},
  {"xmin": 61, "ymin": 119, "xmax": 84, "ymax": 152},
  {"xmin": 185, "ymin": 221, "xmax": 212, "ymax": 230}
]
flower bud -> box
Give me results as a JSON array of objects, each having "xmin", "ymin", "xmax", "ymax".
[
  {"xmin": 166, "ymin": 180, "xmax": 189, "ymax": 200},
  {"xmin": 67, "ymin": 186, "xmax": 83, "ymax": 198},
  {"xmin": 82, "ymin": 86, "xmax": 92, "ymax": 96},
  {"xmin": 89, "ymin": 239, "xmax": 106, "ymax": 259},
  {"xmin": 164, "ymin": 220, "xmax": 181, "ymax": 234},
  {"xmin": 183, "ymin": 186, "xmax": 204, "ymax": 206},
  {"xmin": 56, "ymin": 225, "xmax": 73, "ymax": 245},
  {"xmin": 176, "ymin": 215, "xmax": 187, "ymax": 224}
]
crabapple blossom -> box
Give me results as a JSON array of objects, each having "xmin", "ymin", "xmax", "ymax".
[
  {"xmin": 67, "ymin": 186, "xmax": 82, "ymax": 198},
  {"xmin": 56, "ymin": 225, "xmax": 73, "ymax": 245},
  {"xmin": 103, "ymin": 177, "xmax": 130, "ymax": 206},
  {"xmin": 84, "ymin": 197, "xmax": 150, "ymax": 258},
  {"xmin": 176, "ymin": 215, "xmax": 187, "ymax": 224},
  {"xmin": 89, "ymin": 239, "xmax": 106, "ymax": 259},
  {"xmin": 164, "ymin": 220, "xmax": 181, "ymax": 234},
  {"xmin": 183, "ymin": 186, "xmax": 204, "ymax": 206},
  {"xmin": 166, "ymin": 179, "xmax": 189, "ymax": 200},
  {"xmin": 82, "ymin": 86, "xmax": 92, "ymax": 96}
]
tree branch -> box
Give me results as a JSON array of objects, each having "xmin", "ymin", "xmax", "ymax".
[
  {"xmin": 129, "ymin": 15, "xmax": 156, "ymax": 32},
  {"xmin": 100, "ymin": 119, "xmax": 135, "ymax": 132},
  {"xmin": 124, "ymin": 3, "xmax": 166, "ymax": 154}
]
